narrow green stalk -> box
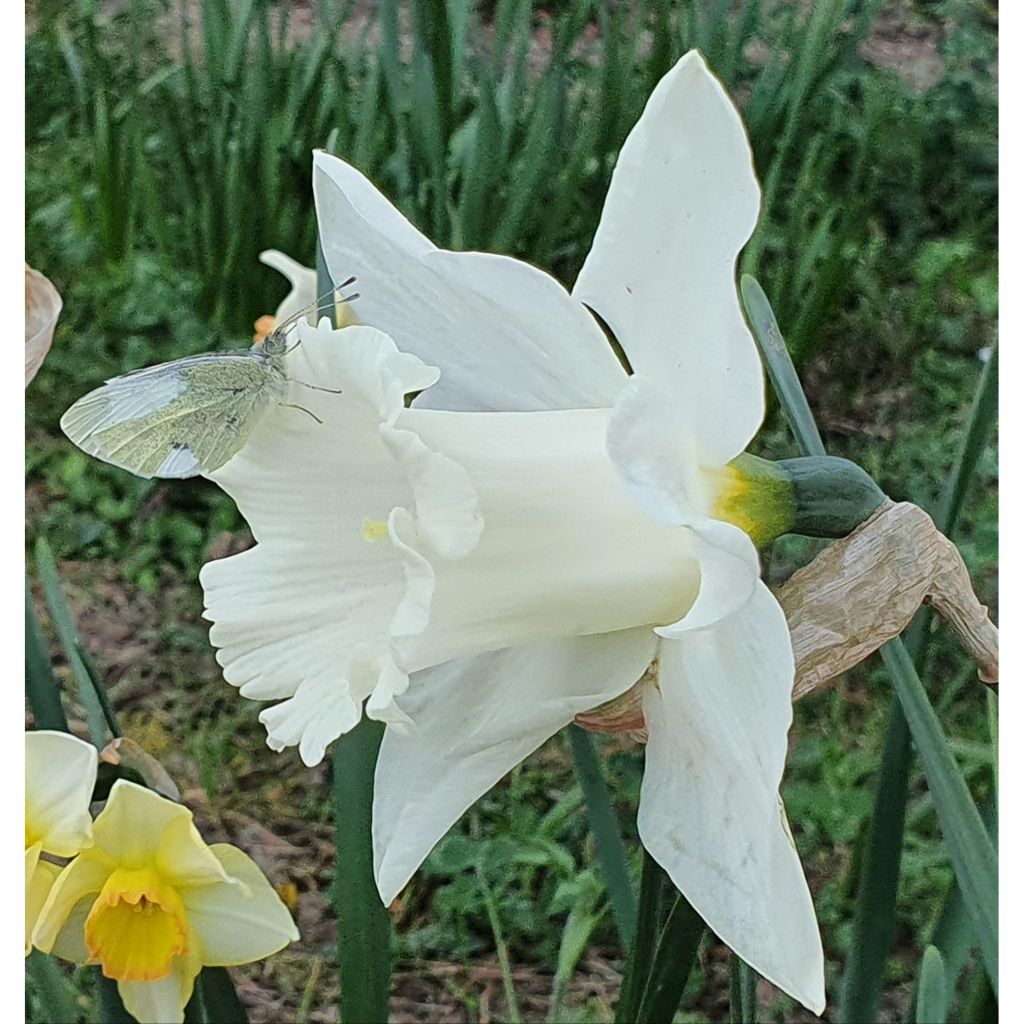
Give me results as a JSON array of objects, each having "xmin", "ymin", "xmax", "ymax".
[
  {"xmin": 477, "ymin": 866, "xmax": 523, "ymax": 1024},
  {"xmin": 34, "ymin": 537, "xmax": 118, "ymax": 745},
  {"xmin": 331, "ymin": 717, "xmax": 392, "ymax": 1024},
  {"xmin": 567, "ymin": 725, "xmax": 637, "ymax": 946},
  {"xmin": 633, "ymin": 892, "xmax": 706, "ymax": 1024},
  {"xmin": 728, "ymin": 955, "xmax": 758, "ymax": 1023},
  {"xmin": 615, "ymin": 851, "xmax": 666, "ymax": 1023},
  {"xmin": 97, "ymin": 976, "xmax": 136, "ymax": 1023}
]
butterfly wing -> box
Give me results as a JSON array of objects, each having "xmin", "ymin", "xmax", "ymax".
[{"xmin": 61, "ymin": 353, "xmax": 284, "ymax": 479}]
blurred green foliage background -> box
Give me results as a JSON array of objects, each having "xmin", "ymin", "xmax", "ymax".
[{"xmin": 25, "ymin": 1, "xmax": 997, "ymax": 1021}]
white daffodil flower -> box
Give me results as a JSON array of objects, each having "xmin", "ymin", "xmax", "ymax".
[{"xmin": 200, "ymin": 51, "xmax": 825, "ymax": 1010}]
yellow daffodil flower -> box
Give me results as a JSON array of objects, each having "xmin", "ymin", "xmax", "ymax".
[
  {"xmin": 33, "ymin": 780, "xmax": 298, "ymax": 1024},
  {"xmin": 25, "ymin": 730, "xmax": 97, "ymax": 954}
]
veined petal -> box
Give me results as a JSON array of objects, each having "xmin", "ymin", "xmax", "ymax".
[
  {"xmin": 573, "ymin": 50, "xmax": 764, "ymax": 465},
  {"xmin": 373, "ymin": 629, "xmax": 658, "ymax": 903},
  {"xmin": 638, "ymin": 583, "xmax": 825, "ymax": 1013},
  {"xmin": 313, "ymin": 152, "xmax": 627, "ymax": 412},
  {"xmin": 25, "ymin": 730, "xmax": 97, "ymax": 857},
  {"xmin": 117, "ymin": 940, "xmax": 202, "ymax": 1024},
  {"xmin": 183, "ymin": 845, "xmax": 299, "ymax": 965},
  {"xmin": 260, "ymin": 250, "xmax": 317, "ymax": 325}
]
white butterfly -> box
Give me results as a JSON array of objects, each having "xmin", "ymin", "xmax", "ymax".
[{"xmin": 60, "ymin": 276, "xmax": 356, "ymax": 480}]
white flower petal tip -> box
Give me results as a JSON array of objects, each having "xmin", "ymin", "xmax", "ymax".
[
  {"xmin": 372, "ymin": 630, "xmax": 659, "ymax": 904},
  {"xmin": 202, "ymin": 323, "xmax": 480, "ymax": 764},
  {"xmin": 573, "ymin": 48, "xmax": 764, "ymax": 465},
  {"xmin": 639, "ymin": 585, "xmax": 823, "ymax": 1013}
]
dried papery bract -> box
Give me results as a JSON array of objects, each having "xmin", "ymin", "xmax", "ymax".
[
  {"xmin": 25, "ymin": 263, "xmax": 62, "ymax": 387},
  {"xmin": 778, "ymin": 501, "xmax": 998, "ymax": 699},
  {"xmin": 577, "ymin": 500, "xmax": 998, "ymax": 741}
]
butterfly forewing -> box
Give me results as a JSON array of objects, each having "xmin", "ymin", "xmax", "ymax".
[{"xmin": 61, "ymin": 351, "xmax": 288, "ymax": 479}]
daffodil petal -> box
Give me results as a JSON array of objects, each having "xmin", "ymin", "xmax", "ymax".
[
  {"xmin": 202, "ymin": 323, "xmax": 463, "ymax": 763},
  {"xmin": 25, "ymin": 844, "xmax": 60, "ymax": 954},
  {"xmin": 33, "ymin": 850, "xmax": 112, "ymax": 954},
  {"xmin": 654, "ymin": 519, "xmax": 760, "ymax": 636},
  {"xmin": 573, "ymin": 50, "xmax": 764, "ymax": 465},
  {"xmin": 182, "ymin": 844, "xmax": 299, "ymax": 965},
  {"xmin": 25, "ymin": 730, "xmax": 97, "ymax": 857},
  {"xmin": 373, "ymin": 629, "xmax": 658, "ymax": 904},
  {"xmin": 313, "ymin": 152, "xmax": 627, "ymax": 412},
  {"xmin": 90, "ymin": 782, "xmax": 227, "ymax": 888},
  {"xmin": 260, "ymin": 250, "xmax": 318, "ymax": 325},
  {"xmin": 637, "ymin": 583, "xmax": 824, "ymax": 1013},
  {"xmin": 117, "ymin": 940, "xmax": 202, "ymax": 1024}
]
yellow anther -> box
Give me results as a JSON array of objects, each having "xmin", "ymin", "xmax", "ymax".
[{"xmin": 361, "ymin": 518, "xmax": 390, "ymax": 542}]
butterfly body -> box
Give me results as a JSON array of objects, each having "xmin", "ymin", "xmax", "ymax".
[{"xmin": 60, "ymin": 336, "xmax": 291, "ymax": 479}]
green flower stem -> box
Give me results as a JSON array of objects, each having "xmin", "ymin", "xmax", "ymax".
[
  {"xmin": 567, "ymin": 725, "xmax": 637, "ymax": 947},
  {"xmin": 331, "ymin": 718, "xmax": 392, "ymax": 1024}
]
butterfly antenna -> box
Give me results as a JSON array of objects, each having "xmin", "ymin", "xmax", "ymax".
[
  {"xmin": 278, "ymin": 402, "xmax": 324, "ymax": 425},
  {"xmin": 270, "ymin": 276, "xmax": 359, "ymax": 341}
]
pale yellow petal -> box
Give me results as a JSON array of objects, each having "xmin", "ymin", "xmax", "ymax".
[
  {"xmin": 183, "ymin": 845, "xmax": 298, "ymax": 965},
  {"xmin": 33, "ymin": 850, "xmax": 112, "ymax": 955},
  {"xmin": 25, "ymin": 844, "xmax": 61, "ymax": 954},
  {"xmin": 25, "ymin": 731, "xmax": 97, "ymax": 856},
  {"xmin": 117, "ymin": 939, "xmax": 203, "ymax": 1024}
]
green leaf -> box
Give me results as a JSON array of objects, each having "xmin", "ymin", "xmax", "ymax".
[
  {"xmin": 567, "ymin": 725, "xmax": 637, "ymax": 947},
  {"xmin": 916, "ymin": 947, "xmax": 948, "ymax": 1024},
  {"xmin": 880, "ymin": 641, "xmax": 998, "ymax": 994},
  {"xmin": 729, "ymin": 954, "xmax": 759, "ymax": 1024},
  {"xmin": 740, "ymin": 275, "xmax": 826, "ymax": 457},
  {"xmin": 26, "ymin": 578, "xmax": 68, "ymax": 731},
  {"xmin": 615, "ymin": 852, "xmax": 705, "ymax": 1024},
  {"xmin": 331, "ymin": 717, "xmax": 392, "ymax": 1024},
  {"xmin": 633, "ymin": 891, "xmax": 705, "ymax": 1023},
  {"xmin": 194, "ymin": 967, "xmax": 248, "ymax": 1023},
  {"xmin": 98, "ymin": 974, "xmax": 136, "ymax": 1023},
  {"xmin": 34, "ymin": 537, "xmax": 119, "ymax": 745},
  {"xmin": 26, "ymin": 951, "xmax": 78, "ymax": 1024}
]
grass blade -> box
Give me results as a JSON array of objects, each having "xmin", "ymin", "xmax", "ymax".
[
  {"xmin": 331, "ymin": 717, "xmax": 392, "ymax": 1024},
  {"xmin": 915, "ymin": 946, "xmax": 948, "ymax": 1024},
  {"xmin": 26, "ymin": 578, "xmax": 68, "ymax": 731},
  {"xmin": 880, "ymin": 641, "xmax": 997, "ymax": 993},
  {"xmin": 567, "ymin": 725, "xmax": 638, "ymax": 947},
  {"xmin": 34, "ymin": 537, "xmax": 118, "ymax": 745}
]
